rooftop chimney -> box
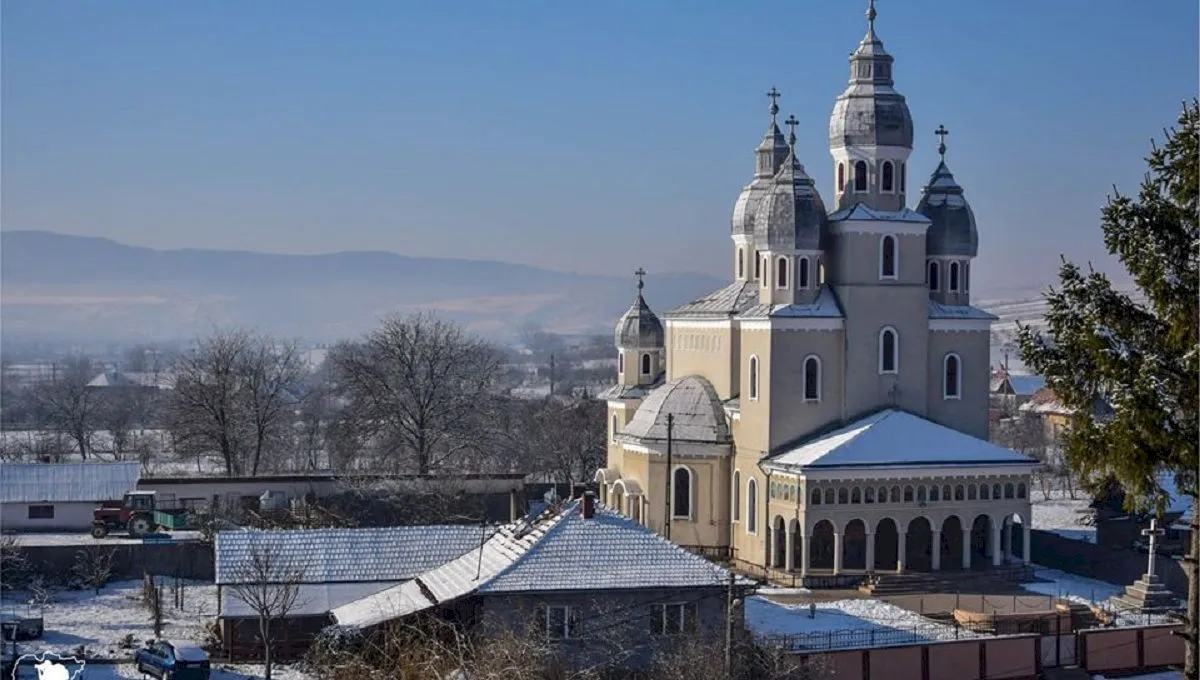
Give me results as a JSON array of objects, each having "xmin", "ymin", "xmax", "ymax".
[
  {"xmin": 581, "ymin": 491, "xmax": 596, "ymax": 519},
  {"xmin": 571, "ymin": 484, "xmax": 587, "ymax": 500}
]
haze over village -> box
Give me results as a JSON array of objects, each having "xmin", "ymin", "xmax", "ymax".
[{"xmin": 0, "ymin": 2, "xmax": 1196, "ymax": 680}]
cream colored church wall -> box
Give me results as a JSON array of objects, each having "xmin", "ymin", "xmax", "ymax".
[
  {"xmin": 605, "ymin": 402, "xmax": 637, "ymax": 473},
  {"xmin": 664, "ymin": 455, "xmax": 730, "ymax": 548},
  {"xmin": 665, "ymin": 324, "xmax": 736, "ymax": 399},
  {"xmin": 729, "ymin": 463, "xmax": 769, "ymax": 566},
  {"xmin": 735, "ymin": 329, "xmax": 772, "ymax": 454},
  {"xmin": 925, "ymin": 330, "xmax": 991, "ymax": 440},
  {"xmin": 834, "ymin": 283, "xmax": 931, "ymax": 418},
  {"xmin": 767, "ymin": 329, "xmax": 846, "ymax": 452},
  {"xmin": 826, "ymin": 232, "xmax": 927, "ymax": 286}
]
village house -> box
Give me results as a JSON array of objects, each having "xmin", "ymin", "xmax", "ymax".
[{"xmin": 0, "ymin": 461, "xmax": 140, "ymax": 532}]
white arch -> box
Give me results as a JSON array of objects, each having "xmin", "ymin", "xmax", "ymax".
[
  {"xmin": 949, "ymin": 261, "xmax": 961, "ymax": 292},
  {"xmin": 776, "ymin": 256, "xmax": 789, "ymax": 290},
  {"xmin": 879, "ymin": 234, "xmax": 898, "ymax": 279},
  {"xmin": 748, "ymin": 354, "xmax": 760, "ymax": 400},
  {"xmin": 802, "ymin": 354, "xmax": 822, "ymax": 402},
  {"xmin": 671, "ymin": 466, "xmax": 693, "ymax": 520},
  {"xmin": 943, "ymin": 352, "xmax": 962, "ymax": 399},
  {"xmin": 878, "ymin": 326, "xmax": 899, "ymax": 374}
]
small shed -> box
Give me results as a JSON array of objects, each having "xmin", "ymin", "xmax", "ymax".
[{"xmin": 0, "ymin": 462, "xmax": 140, "ymax": 532}]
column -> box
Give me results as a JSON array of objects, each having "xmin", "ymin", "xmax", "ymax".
[
  {"xmin": 800, "ymin": 533, "xmax": 810, "ymax": 577},
  {"xmin": 897, "ymin": 531, "xmax": 907, "ymax": 573},
  {"xmin": 865, "ymin": 533, "xmax": 875, "ymax": 574},
  {"xmin": 991, "ymin": 522, "xmax": 1003, "ymax": 567},
  {"xmin": 1003, "ymin": 523, "xmax": 1013, "ymax": 562},
  {"xmin": 833, "ymin": 532, "xmax": 843, "ymax": 575},
  {"xmin": 785, "ymin": 527, "xmax": 795, "ymax": 572},
  {"xmin": 1022, "ymin": 523, "xmax": 1031, "ymax": 565},
  {"xmin": 931, "ymin": 530, "xmax": 942, "ymax": 571},
  {"xmin": 961, "ymin": 527, "xmax": 972, "ymax": 570}
]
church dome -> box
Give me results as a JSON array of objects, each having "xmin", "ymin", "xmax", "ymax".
[
  {"xmin": 614, "ymin": 275, "xmax": 664, "ymax": 349},
  {"xmin": 753, "ymin": 130, "xmax": 827, "ymax": 252},
  {"xmin": 828, "ymin": 5, "xmax": 914, "ymax": 150},
  {"xmin": 619, "ymin": 375, "xmax": 730, "ymax": 444},
  {"xmin": 732, "ymin": 91, "xmax": 790, "ymax": 238},
  {"xmin": 916, "ymin": 135, "xmax": 978, "ymax": 257}
]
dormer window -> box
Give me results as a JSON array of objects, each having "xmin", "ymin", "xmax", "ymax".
[
  {"xmin": 927, "ymin": 261, "xmax": 940, "ymax": 291},
  {"xmin": 837, "ymin": 163, "xmax": 845, "ymax": 192},
  {"xmin": 798, "ymin": 257, "xmax": 810, "ymax": 289},
  {"xmin": 761, "ymin": 256, "xmax": 769, "ymax": 289},
  {"xmin": 818, "ymin": 259, "xmax": 826, "ymax": 284},
  {"xmin": 640, "ymin": 353, "xmax": 651, "ymax": 376},
  {"xmin": 879, "ymin": 235, "xmax": 897, "ymax": 279},
  {"xmin": 853, "ymin": 161, "xmax": 868, "ymax": 192},
  {"xmin": 879, "ymin": 327, "xmax": 898, "ymax": 374},
  {"xmin": 881, "ymin": 161, "xmax": 895, "ymax": 193},
  {"xmin": 949, "ymin": 262, "xmax": 961, "ymax": 292},
  {"xmin": 776, "ymin": 257, "xmax": 789, "ymax": 289}
]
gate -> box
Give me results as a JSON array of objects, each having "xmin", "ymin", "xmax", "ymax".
[{"xmin": 1040, "ymin": 633, "xmax": 1077, "ymax": 667}]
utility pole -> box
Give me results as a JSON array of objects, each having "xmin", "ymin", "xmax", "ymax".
[
  {"xmin": 724, "ymin": 570, "xmax": 735, "ymax": 678},
  {"xmin": 665, "ymin": 413, "xmax": 674, "ymax": 541},
  {"xmin": 549, "ymin": 353, "xmax": 556, "ymax": 397}
]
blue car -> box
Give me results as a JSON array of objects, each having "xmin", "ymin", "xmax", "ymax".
[{"xmin": 134, "ymin": 639, "xmax": 211, "ymax": 680}]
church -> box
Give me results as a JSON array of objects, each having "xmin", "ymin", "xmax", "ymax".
[{"xmin": 595, "ymin": 3, "xmax": 1037, "ymax": 584}]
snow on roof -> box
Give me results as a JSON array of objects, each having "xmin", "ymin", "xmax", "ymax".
[
  {"xmin": 331, "ymin": 500, "xmax": 738, "ymax": 629},
  {"xmin": 828, "ymin": 204, "xmax": 932, "ymax": 224},
  {"xmin": 220, "ymin": 581, "xmax": 403, "ymax": 618},
  {"xmin": 665, "ymin": 281, "xmax": 759, "ymax": 318},
  {"xmin": 737, "ymin": 285, "xmax": 844, "ymax": 320},
  {"xmin": 617, "ymin": 375, "xmax": 730, "ymax": 444},
  {"xmin": 0, "ymin": 462, "xmax": 140, "ymax": 503},
  {"xmin": 998, "ymin": 374, "xmax": 1046, "ymax": 396},
  {"xmin": 214, "ymin": 525, "xmax": 491, "ymax": 585},
  {"xmin": 765, "ymin": 409, "xmax": 1036, "ymax": 470},
  {"xmin": 927, "ymin": 300, "xmax": 999, "ymax": 321}
]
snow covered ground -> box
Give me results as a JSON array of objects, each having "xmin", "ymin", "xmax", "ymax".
[
  {"xmin": 12, "ymin": 531, "xmax": 204, "ymax": 546},
  {"xmin": 1030, "ymin": 489, "xmax": 1096, "ymax": 543},
  {"xmin": 746, "ymin": 596, "xmax": 982, "ymax": 650},
  {"xmin": 22, "ymin": 663, "xmax": 316, "ymax": 679},
  {"xmin": 1023, "ymin": 567, "xmax": 1175, "ymax": 626}
]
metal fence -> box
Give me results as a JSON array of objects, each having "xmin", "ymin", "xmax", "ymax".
[{"xmin": 758, "ymin": 621, "xmax": 984, "ymax": 652}]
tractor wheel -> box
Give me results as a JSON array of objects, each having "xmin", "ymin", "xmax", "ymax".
[
  {"xmin": 127, "ymin": 515, "xmax": 152, "ymax": 537},
  {"xmin": 90, "ymin": 523, "xmax": 108, "ymax": 539}
]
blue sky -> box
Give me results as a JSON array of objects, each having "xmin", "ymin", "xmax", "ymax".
[{"xmin": 3, "ymin": 1, "xmax": 1196, "ymax": 296}]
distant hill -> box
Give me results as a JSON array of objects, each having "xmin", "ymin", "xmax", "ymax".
[{"xmin": 0, "ymin": 231, "xmax": 726, "ymax": 343}]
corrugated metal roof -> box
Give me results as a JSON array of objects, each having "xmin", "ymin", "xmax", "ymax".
[
  {"xmin": 664, "ymin": 281, "xmax": 759, "ymax": 318},
  {"xmin": 0, "ymin": 462, "xmax": 140, "ymax": 503},
  {"xmin": 214, "ymin": 525, "xmax": 492, "ymax": 585}
]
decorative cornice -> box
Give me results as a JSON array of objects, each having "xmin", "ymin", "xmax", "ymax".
[
  {"xmin": 929, "ymin": 318, "xmax": 992, "ymax": 332},
  {"xmin": 828, "ymin": 220, "xmax": 928, "ymax": 236},
  {"xmin": 740, "ymin": 318, "xmax": 844, "ymax": 332}
]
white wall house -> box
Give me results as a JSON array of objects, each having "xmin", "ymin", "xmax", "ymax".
[{"xmin": 0, "ymin": 462, "xmax": 140, "ymax": 532}]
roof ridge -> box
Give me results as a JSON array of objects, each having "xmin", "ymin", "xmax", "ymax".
[{"xmin": 479, "ymin": 500, "xmax": 581, "ymax": 587}]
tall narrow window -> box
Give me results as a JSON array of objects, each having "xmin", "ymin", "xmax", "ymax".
[
  {"xmin": 854, "ymin": 161, "xmax": 868, "ymax": 192},
  {"xmin": 880, "ymin": 235, "xmax": 897, "ymax": 278},
  {"xmin": 900, "ymin": 162, "xmax": 907, "ymax": 192},
  {"xmin": 803, "ymin": 355, "xmax": 821, "ymax": 402},
  {"xmin": 610, "ymin": 414, "xmax": 619, "ymax": 443},
  {"xmin": 964, "ymin": 263, "xmax": 970, "ymax": 291},
  {"xmin": 777, "ymin": 257, "xmax": 789, "ymax": 289},
  {"xmin": 944, "ymin": 353, "xmax": 961, "ymax": 399},
  {"xmin": 928, "ymin": 261, "xmax": 940, "ymax": 291},
  {"xmin": 748, "ymin": 355, "xmax": 759, "ymax": 400},
  {"xmin": 746, "ymin": 479, "xmax": 758, "ymax": 533},
  {"xmin": 732, "ymin": 471, "xmax": 741, "ymax": 521},
  {"xmin": 949, "ymin": 262, "xmax": 960, "ymax": 292},
  {"xmin": 879, "ymin": 327, "xmax": 898, "ymax": 373},
  {"xmin": 640, "ymin": 353, "xmax": 651, "ymax": 376},
  {"xmin": 754, "ymin": 250, "xmax": 761, "ymax": 279},
  {"xmin": 881, "ymin": 161, "xmax": 894, "ymax": 192},
  {"xmin": 797, "ymin": 257, "xmax": 810, "ymax": 289},
  {"xmin": 618, "ymin": 353, "xmax": 624, "ymax": 374},
  {"xmin": 737, "ymin": 249, "xmax": 744, "ymax": 279},
  {"xmin": 818, "ymin": 259, "xmax": 826, "ymax": 284},
  {"xmin": 837, "ymin": 163, "xmax": 846, "ymax": 192},
  {"xmin": 672, "ymin": 467, "xmax": 692, "ymax": 519}
]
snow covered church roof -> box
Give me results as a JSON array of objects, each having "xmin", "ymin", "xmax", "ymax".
[
  {"xmin": 764, "ymin": 409, "xmax": 1036, "ymax": 471},
  {"xmin": 616, "ymin": 375, "xmax": 731, "ymax": 445},
  {"xmin": 330, "ymin": 498, "xmax": 742, "ymax": 629}
]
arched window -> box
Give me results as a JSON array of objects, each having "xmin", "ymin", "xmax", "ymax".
[
  {"xmin": 803, "ymin": 355, "xmax": 821, "ymax": 402},
  {"xmin": 762, "ymin": 256, "xmax": 770, "ymax": 288},
  {"xmin": 811, "ymin": 488, "xmax": 821, "ymax": 505},
  {"xmin": 943, "ymin": 485, "xmax": 952, "ymax": 502},
  {"xmin": 955, "ymin": 485, "xmax": 965, "ymax": 501},
  {"xmin": 1004, "ymin": 483, "xmax": 1015, "ymax": 499},
  {"xmin": 618, "ymin": 353, "xmax": 624, "ymax": 374},
  {"xmin": 900, "ymin": 162, "xmax": 907, "ymax": 192},
  {"xmin": 640, "ymin": 353, "xmax": 651, "ymax": 376},
  {"xmin": 968, "ymin": 484, "xmax": 977, "ymax": 500},
  {"xmin": 891, "ymin": 485, "xmax": 901, "ymax": 502},
  {"xmin": 949, "ymin": 261, "xmax": 961, "ymax": 292},
  {"xmin": 880, "ymin": 235, "xmax": 897, "ymax": 278},
  {"xmin": 865, "ymin": 487, "xmax": 875, "ymax": 503},
  {"xmin": 928, "ymin": 261, "xmax": 940, "ymax": 291},
  {"xmin": 737, "ymin": 248, "xmax": 744, "ymax": 279},
  {"xmin": 610, "ymin": 414, "xmax": 619, "ymax": 443},
  {"xmin": 854, "ymin": 161, "xmax": 868, "ymax": 192},
  {"xmin": 777, "ymin": 257, "xmax": 789, "ymax": 289},
  {"xmin": 930, "ymin": 485, "xmax": 940, "ymax": 502},
  {"xmin": 746, "ymin": 479, "xmax": 758, "ymax": 533},
  {"xmin": 993, "ymin": 483, "xmax": 1002, "ymax": 500},
  {"xmin": 1017, "ymin": 483, "xmax": 1027, "ymax": 499},
  {"xmin": 851, "ymin": 487, "xmax": 862, "ymax": 504},
  {"xmin": 944, "ymin": 353, "xmax": 961, "ymax": 399},
  {"xmin": 834, "ymin": 488, "xmax": 846, "ymax": 504},
  {"xmin": 879, "ymin": 327, "xmax": 898, "ymax": 374},
  {"xmin": 903, "ymin": 486, "xmax": 914, "ymax": 502},
  {"xmin": 964, "ymin": 262, "xmax": 971, "ymax": 291},
  {"xmin": 837, "ymin": 163, "xmax": 846, "ymax": 192},
  {"xmin": 818, "ymin": 259, "xmax": 826, "ymax": 284},
  {"xmin": 881, "ymin": 161, "xmax": 895, "ymax": 192},
  {"xmin": 877, "ymin": 486, "xmax": 888, "ymax": 503},
  {"xmin": 798, "ymin": 257, "xmax": 810, "ymax": 289},
  {"xmin": 672, "ymin": 467, "xmax": 692, "ymax": 519},
  {"xmin": 981, "ymin": 484, "xmax": 990, "ymax": 500},
  {"xmin": 917, "ymin": 485, "xmax": 927, "ymax": 503},
  {"xmin": 732, "ymin": 471, "xmax": 741, "ymax": 521},
  {"xmin": 824, "ymin": 488, "xmax": 835, "ymax": 505},
  {"xmin": 748, "ymin": 355, "xmax": 760, "ymax": 400},
  {"xmin": 754, "ymin": 251, "xmax": 761, "ymax": 279}
]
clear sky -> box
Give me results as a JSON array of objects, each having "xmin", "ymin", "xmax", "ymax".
[{"xmin": 3, "ymin": 1, "xmax": 1197, "ymax": 297}]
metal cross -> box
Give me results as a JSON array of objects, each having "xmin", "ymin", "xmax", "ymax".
[
  {"xmin": 766, "ymin": 87, "xmax": 781, "ymax": 117},
  {"xmin": 1142, "ymin": 517, "xmax": 1165, "ymax": 577},
  {"xmin": 935, "ymin": 124, "xmax": 949, "ymax": 160},
  {"xmin": 866, "ymin": 0, "xmax": 877, "ymax": 30},
  {"xmin": 634, "ymin": 267, "xmax": 647, "ymax": 291},
  {"xmin": 784, "ymin": 114, "xmax": 799, "ymax": 146}
]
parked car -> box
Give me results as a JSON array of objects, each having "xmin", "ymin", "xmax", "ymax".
[{"xmin": 134, "ymin": 639, "xmax": 211, "ymax": 680}]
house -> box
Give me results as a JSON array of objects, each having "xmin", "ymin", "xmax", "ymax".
[
  {"xmin": 1018, "ymin": 387, "xmax": 1113, "ymax": 445},
  {"xmin": 991, "ymin": 373, "xmax": 1046, "ymax": 413},
  {"xmin": 214, "ymin": 524, "xmax": 493, "ymax": 658},
  {"xmin": 0, "ymin": 461, "xmax": 140, "ymax": 531},
  {"xmin": 331, "ymin": 494, "xmax": 750, "ymax": 673}
]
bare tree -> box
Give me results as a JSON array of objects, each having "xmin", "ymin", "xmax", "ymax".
[
  {"xmin": 143, "ymin": 572, "xmax": 165, "ymax": 637},
  {"xmin": 225, "ymin": 540, "xmax": 305, "ymax": 680},
  {"xmin": 329, "ymin": 313, "xmax": 502, "ymax": 474},
  {"xmin": 33, "ymin": 357, "xmax": 100, "ymax": 459},
  {"xmin": 167, "ymin": 328, "xmax": 304, "ymax": 476},
  {"xmin": 72, "ymin": 545, "xmax": 116, "ymax": 595}
]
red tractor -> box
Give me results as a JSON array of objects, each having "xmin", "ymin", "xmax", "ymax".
[{"xmin": 91, "ymin": 490, "xmax": 185, "ymax": 538}]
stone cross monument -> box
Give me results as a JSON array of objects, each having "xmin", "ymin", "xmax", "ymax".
[{"xmin": 1115, "ymin": 516, "xmax": 1179, "ymax": 613}]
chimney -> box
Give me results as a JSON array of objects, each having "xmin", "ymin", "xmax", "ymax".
[
  {"xmin": 571, "ymin": 484, "xmax": 587, "ymax": 500},
  {"xmin": 581, "ymin": 491, "xmax": 596, "ymax": 519}
]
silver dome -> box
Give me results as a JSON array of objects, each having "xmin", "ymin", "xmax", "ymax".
[
  {"xmin": 752, "ymin": 150, "xmax": 828, "ymax": 252},
  {"xmin": 829, "ymin": 27, "xmax": 914, "ymax": 150},
  {"xmin": 917, "ymin": 161, "xmax": 978, "ymax": 257},
  {"xmin": 615, "ymin": 290, "xmax": 664, "ymax": 349},
  {"xmin": 618, "ymin": 375, "xmax": 730, "ymax": 444}
]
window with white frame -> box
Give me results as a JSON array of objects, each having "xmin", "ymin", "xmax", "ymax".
[
  {"xmin": 651, "ymin": 603, "xmax": 697, "ymax": 635},
  {"xmin": 748, "ymin": 355, "xmax": 759, "ymax": 400},
  {"xmin": 837, "ymin": 163, "xmax": 845, "ymax": 192},
  {"xmin": 541, "ymin": 605, "xmax": 581, "ymax": 640},
  {"xmin": 928, "ymin": 261, "xmax": 940, "ymax": 291},
  {"xmin": 798, "ymin": 256, "xmax": 810, "ymax": 289},
  {"xmin": 802, "ymin": 355, "xmax": 821, "ymax": 402},
  {"xmin": 27, "ymin": 505, "xmax": 54, "ymax": 520},
  {"xmin": 949, "ymin": 261, "xmax": 960, "ymax": 292},
  {"xmin": 754, "ymin": 250, "xmax": 761, "ymax": 279},
  {"xmin": 881, "ymin": 161, "xmax": 895, "ymax": 192},
  {"xmin": 880, "ymin": 235, "xmax": 897, "ymax": 278},
  {"xmin": 854, "ymin": 161, "xmax": 868, "ymax": 192},
  {"xmin": 732, "ymin": 470, "xmax": 741, "ymax": 522},
  {"xmin": 672, "ymin": 467, "xmax": 692, "ymax": 519},
  {"xmin": 776, "ymin": 257, "xmax": 789, "ymax": 289},
  {"xmin": 746, "ymin": 479, "xmax": 758, "ymax": 533},
  {"xmin": 640, "ymin": 353, "xmax": 651, "ymax": 375},
  {"xmin": 943, "ymin": 353, "xmax": 961, "ymax": 399},
  {"xmin": 879, "ymin": 327, "xmax": 898, "ymax": 373}
]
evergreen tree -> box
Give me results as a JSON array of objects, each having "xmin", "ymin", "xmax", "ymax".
[{"xmin": 1017, "ymin": 100, "xmax": 1198, "ymax": 676}]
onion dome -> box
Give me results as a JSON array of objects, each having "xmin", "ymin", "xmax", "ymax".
[
  {"xmin": 916, "ymin": 125, "xmax": 978, "ymax": 257},
  {"xmin": 732, "ymin": 88, "xmax": 790, "ymax": 238},
  {"xmin": 614, "ymin": 268, "xmax": 664, "ymax": 349},
  {"xmin": 828, "ymin": 1, "xmax": 914, "ymax": 150},
  {"xmin": 753, "ymin": 116, "xmax": 828, "ymax": 251}
]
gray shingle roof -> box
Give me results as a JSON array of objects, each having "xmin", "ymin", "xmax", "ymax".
[
  {"xmin": 214, "ymin": 525, "xmax": 492, "ymax": 585},
  {"xmin": 0, "ymin": 462, "xmax": 140, "ymax": 503},
  {"xmin": 596, "ymin": 379, "xmax": 663, "ymax": 401},
  {"xmin": 928, "ymin": 300, "xmax": 998, "ymax": 321},
  {"xmin": 828, "ymin": 204, "xmax": 932, "ymax": 224},
  {"xmin": 665, "ymin": 281, "xmax": 759, "ymax": 319},
  {"xmin": 737, "ymin": 284, "xmax": 844, "ymax": 319},
  {"xmin": 617, "ymin": 376, "xmax": 731, "ymax": 445}
]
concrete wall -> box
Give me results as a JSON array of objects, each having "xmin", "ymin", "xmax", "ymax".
[{"xmin": 1, "ymin": 502, "xmax": 95, "ymax": 531}]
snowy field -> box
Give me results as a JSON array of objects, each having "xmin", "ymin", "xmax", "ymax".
[
  {"xmin": 7, "ymin": 661, "xmax": 314, "ymax": 679},
  {"xmin": 1023, "ymin": 567, "xmax": 1175, "ymax": 626},
  {"xmin": 746, "ymin": 596, "xmax": 983, "ymax": 651},
  {"xmin": 1030, "ymin": 488, "xmax": 1096, "ymax": 543}
]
